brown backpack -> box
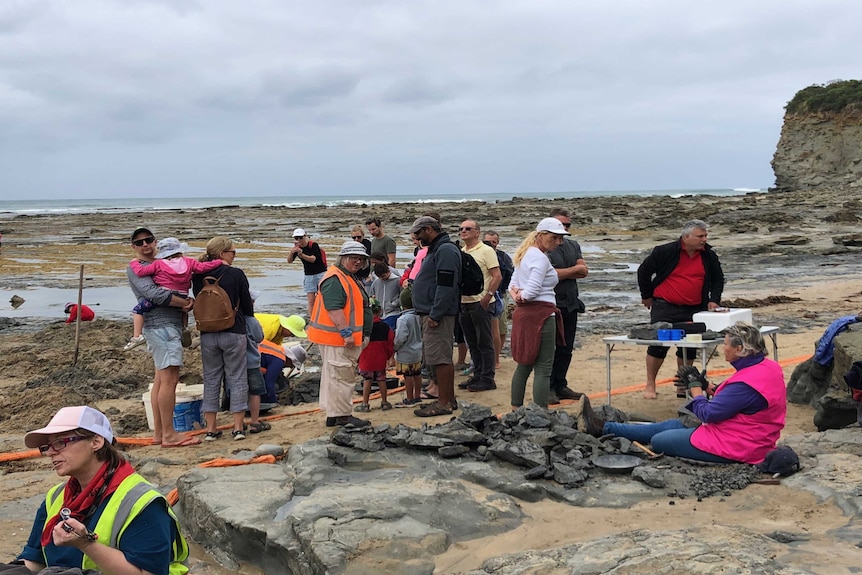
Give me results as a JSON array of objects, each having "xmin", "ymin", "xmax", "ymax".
[{"xmin": 194, "ymin": 275, "xmax": 238, "ymax": 332}]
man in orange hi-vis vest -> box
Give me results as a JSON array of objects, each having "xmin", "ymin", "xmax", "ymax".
[{"xmin": 307, "ymin": 241, "xmax": 373, "ymax": 428}]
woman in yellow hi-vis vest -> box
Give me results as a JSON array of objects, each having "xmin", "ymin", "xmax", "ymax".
[
  {"xmin": 14, "ymin": 406, "xmax": 189, "ymax": 575},
  {"xmin": 307, "ymin": 241, "xmax": 373, "ymax": 428}
]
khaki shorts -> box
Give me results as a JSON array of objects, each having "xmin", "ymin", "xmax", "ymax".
[{"xmin": 422, "ymin": 315, "xmax": 455, "ymax": 366}]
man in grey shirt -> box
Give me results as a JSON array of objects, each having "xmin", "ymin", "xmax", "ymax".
[
  {"xmin": 366, "ymin": 217, "xmax": 398, "ymax": 268},
  {"xmin": 127, "ymin": 227, "xmax": 199, "ymax": 447}
]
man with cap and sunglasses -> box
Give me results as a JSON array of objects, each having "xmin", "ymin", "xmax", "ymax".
[
  {"xmin": 409, "ymin": 215, "xmax": 462, "ymax": 417},
  {"xmin": 126, "ymin": 227, "xmax": 200, "ymax": 448},
  {"xmin": 288, "ymin": 228, "xmax": 328, "ymax": 316},
  {"xmin": 307, "ymin": 241, "xmax": 373, "ymax": 428}
]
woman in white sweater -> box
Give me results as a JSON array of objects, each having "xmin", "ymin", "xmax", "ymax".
[{"xmin": 508, "ymin": 218, "xmax": 570, "ymax": 408}]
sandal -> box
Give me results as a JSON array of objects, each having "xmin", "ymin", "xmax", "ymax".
[
  {"xmin": 420, "ymin": 391, "xmax": 437, "ymax": 400},
  {"xmin": 380, "ymin": 401, "xmax": 393, "ymax": 411},
  {"xmin": 249, "ymin": 421, "xmax": 272, "ymax": 433},
  {"xmin": 414, "ymin": 401, "xmax": 453, "ymax": 418}
]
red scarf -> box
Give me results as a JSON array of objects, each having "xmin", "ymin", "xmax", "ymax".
[{"xmin": 41, "ymin": 459, "xmax": 136, "ymax": 547}]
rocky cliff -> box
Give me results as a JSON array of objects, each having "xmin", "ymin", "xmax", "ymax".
[{"xmin": 772, "ymin": 81, "xmax": 862, "ymax": 192}]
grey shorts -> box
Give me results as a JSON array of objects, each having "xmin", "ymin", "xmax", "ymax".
[
  {"xmin": 247, "ymin": 368, "xmax": 266, "ymax": 396},
  {"xmin": 421, "ymin": 315, "xmax": 455, "ymax": 366},
  {"xmin": 303, "ymin": 271, "xmax": 326, "ymax": 293},
  {"xmin": 143, "ymin": 325, "xmax": 183, "ymax": 370}
]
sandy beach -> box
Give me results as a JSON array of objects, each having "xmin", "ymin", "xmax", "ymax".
[{"xmin": 1, "ymin": 187, "xmax": 862, "ymax": 572}]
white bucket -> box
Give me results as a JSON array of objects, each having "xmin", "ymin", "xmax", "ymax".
[{"xmin": 142, "ymin": 391, "xmax": 205, "ymax": 431}]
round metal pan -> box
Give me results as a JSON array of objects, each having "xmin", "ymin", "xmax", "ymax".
[{"xmin": 594, "ymin": 454, "xmax": 644, "ymax": 474}]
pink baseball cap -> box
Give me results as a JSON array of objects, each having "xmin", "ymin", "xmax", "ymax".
[{"xmin": 24, "ymin": 406, "xmax": 115, "ymax": 448}]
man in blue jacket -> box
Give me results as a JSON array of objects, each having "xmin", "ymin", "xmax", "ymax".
[
  {"xmin": 637, "ymin": 220, "xmax": 724, "ymax": 399},
  {"xmin": 409, "ymin": 215, "xmax": 461, "ymax": 417}
]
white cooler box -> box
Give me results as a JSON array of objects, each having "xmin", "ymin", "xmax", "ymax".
[{"xmin": 692, "ymin": 308, "xmax": 753, "ymax": 332}]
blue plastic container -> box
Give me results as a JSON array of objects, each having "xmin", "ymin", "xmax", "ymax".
[
  {"xmin": 669, "ymin": 329, "xmax": 685, "ymax": 341},
  {"xmin": 173, "ymin": 397, "xmax": 205, "ymax": 432},
  {"xmin": 657, "ymin": 329, "xmax": 672, "ymax": 340}
]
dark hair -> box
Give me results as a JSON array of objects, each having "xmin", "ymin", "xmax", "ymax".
[
  {"xmin": 75, "ymin": 428, "xmax": 125, "ymax": 469},
  {"xmin": 130, "ymin": 227, "xmax": 153, "ymax": 242},
  {"xmin": 549, "ymin": 208, "xmax": 570, "ymax": 218},
  {"xmin": 373, "ymin": 261, "xmax": 389, "ymax": 276},
  {"xmin": 365, "ymin": 217, "xmax": 382, "ymax": 227},
  {"xmin": 370, "ymin": 251, "xmax": 387, "ymax": 262},
  {"xmin": 484, "ymin": 230, "xmax": 499, "ymax": 239}
]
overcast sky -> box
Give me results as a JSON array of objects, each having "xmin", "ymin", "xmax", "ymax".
[{"xmin": 1, "ymin": 1, "xmax": 860, "ymax": 200}]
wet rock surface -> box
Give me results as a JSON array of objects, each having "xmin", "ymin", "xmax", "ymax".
[{"xmin": 174, "ymin": 403, "xmax": 862, "ymax": 574}]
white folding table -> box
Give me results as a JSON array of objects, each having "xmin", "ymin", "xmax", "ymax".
[{"xmin": 601, "ymin": 326, "xmax": 779, "ymax": 404}]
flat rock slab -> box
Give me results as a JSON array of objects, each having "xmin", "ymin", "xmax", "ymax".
[{"xmin": 177, "ymin": 427, "xmax": 862, "ymax": 574}]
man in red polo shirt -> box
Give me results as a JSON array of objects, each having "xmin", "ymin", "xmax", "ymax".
[{"xmin": 637, "ymin": 220, "xmax": 724, "ymax": 399}]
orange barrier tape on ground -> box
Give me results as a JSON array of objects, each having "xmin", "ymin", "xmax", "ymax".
[{"xmin": 198, "ymin": 454, "xmax": 277, "ymax": 468}]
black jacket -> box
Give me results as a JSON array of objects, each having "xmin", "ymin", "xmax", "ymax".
[{"xmin": 637, "ymin": 239, "xmax": 724, "ymax": 307}]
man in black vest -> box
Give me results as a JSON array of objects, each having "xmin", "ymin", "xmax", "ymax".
[{"xmin": 547, "ymin": 208, "xmax": 589, "ymax": 403}]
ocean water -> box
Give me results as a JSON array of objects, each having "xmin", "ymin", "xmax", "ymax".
[
  {"xmin": 0, "ymin": 188, "xmax": 759, "ymax": 216},
  {"xmin": 0, "ymin": 187, "xmax": 762, "ymax": 322}
]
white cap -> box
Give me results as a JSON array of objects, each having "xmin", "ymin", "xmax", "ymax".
[
  {"xmin": 536, "ymin": 217, "xmax": 570, "ymax": 236},
  {"xmin": 24, "ymin": 406, "xmax": 115, "ymax": 448},
  {"xmin": 293, "ymin": 228, "xmax": 306, "ymax": 237}
]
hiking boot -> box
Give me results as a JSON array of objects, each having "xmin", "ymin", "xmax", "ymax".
[
  {"xmin": 574, "ymin": 396, "xmax": 605, "ymax": 437},
  {"xmin": 556, "ymin": 387, "xmax": 583, "ymax": 401},
  {"xmin": 547, "ymin": 391, "xmax": 560, "ymax": 405},
  {"xmin": 123, "ymin": 335, "xmax": 146, "ymax": 351},
  {"xmin": 325, "ymin": 417, "xmax": 338, "ymax": 427},
  {"xmin": 466, "ymin": 381, "xmax": 496, "ymax": 392}
]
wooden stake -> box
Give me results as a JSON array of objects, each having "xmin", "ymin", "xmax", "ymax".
[{"xmin": 73, "ymin": 265, "xmax": 84, "ymax": 366}]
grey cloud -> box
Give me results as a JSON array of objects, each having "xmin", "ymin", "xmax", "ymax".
[
  {"xmin": 263, "ymin": 67, "xmax": 362, "ymax": 108},
  {"xmin": 382, "ymin": 77, "xmax": 459, "ymax": 105}
]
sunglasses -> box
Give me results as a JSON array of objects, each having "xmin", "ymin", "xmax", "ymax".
[
  {"xmin": 351, "ymin": 236, "xmax": 363, "ymax": 240},
  {"xmin": 132, "ymin": 236, "xmax": 155, "ymax": 247},
  {"xmin": 293, "ymin": 236, "xmax": 304, "ymax": 240},
  {"xmin": 458, "ymin": 226, "xmax": 474, "ymax": 232},
  {"xmin": 38, "ymin": 435, "xmax": 86, "ymax": 455},
  {"xmin": 222, "ymin": 250, "xmax": 236, "ymax": 254},
  {"xmin": 562, "ymin": 222, "xmax": 571, "ymax": 229}
]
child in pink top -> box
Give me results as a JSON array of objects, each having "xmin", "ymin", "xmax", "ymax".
[{"xmin": 124, "ymin": 237, "xmax": 222, "ymax": 350}]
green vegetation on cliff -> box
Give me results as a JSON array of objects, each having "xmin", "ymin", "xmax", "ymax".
[{"xmin": 785, "ymin": 80, "xmax": 862, "ymax": 114}]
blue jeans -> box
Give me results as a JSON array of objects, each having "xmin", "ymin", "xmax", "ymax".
[{"xmin": 603, "ymin": 420, "xmax": 735, "ymax": 463}]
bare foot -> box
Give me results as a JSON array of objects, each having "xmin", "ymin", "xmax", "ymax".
[{"xmin": 642, "ymin": 390, "xmax": 658, "ymax": 399}]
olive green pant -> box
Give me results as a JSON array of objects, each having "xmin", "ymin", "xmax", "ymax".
[{"xmin": 511, "ymin": 315, "xmax": 555, "ymax": 408}]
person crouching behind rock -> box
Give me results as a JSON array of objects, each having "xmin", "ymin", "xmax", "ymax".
[{"xmin": 307, "ymin": 241, "xmax": 373, "ymax": 428}]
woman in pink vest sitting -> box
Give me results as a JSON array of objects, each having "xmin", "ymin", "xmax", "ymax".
[{"xmin": 599, "ymin": 322, "xmax": 786, "ymax": 464}]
